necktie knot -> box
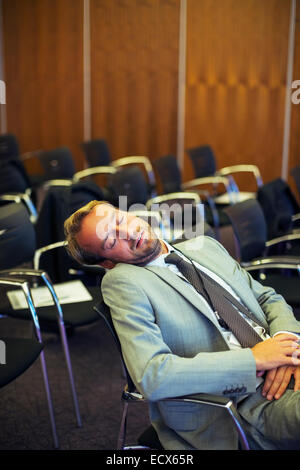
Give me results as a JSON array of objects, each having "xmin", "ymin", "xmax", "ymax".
[{"xmin": 165, "ymin": 252, "xmax": 183, "ymax": 267}]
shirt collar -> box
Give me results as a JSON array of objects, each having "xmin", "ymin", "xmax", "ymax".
[{"xmin": 146, "ymin": 240, "xmax": 174, "ymax": 267}]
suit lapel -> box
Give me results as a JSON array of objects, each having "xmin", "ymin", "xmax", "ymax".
[
  {"xmin": 145, "ymin": 265, "xmax": 222, "ymax": 331},
  {"xmin": 178, "ymin": 248, "xmax": 269, "ymax": 329}
]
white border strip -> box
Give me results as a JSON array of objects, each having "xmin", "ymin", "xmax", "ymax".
[
  {"xmin": 176, "ymin": 0, "xmax": 187, "ymax": 170},
  {"xmin": 0, "ymin": 0, "xmax": 7, "ymax": 133},
  {"xmin": 281, "ymin": 0, "xmax": 296, "ymax": 180},
  {"xmin": 83, "ymin": 0, "xmax": 91, "ymax": 142}
]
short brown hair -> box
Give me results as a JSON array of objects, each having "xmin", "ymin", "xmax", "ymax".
[{"xmin": 64, "ymin": 200, "xmax": 112, "ymax": 265}]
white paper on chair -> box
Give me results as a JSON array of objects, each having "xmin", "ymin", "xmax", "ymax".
[{"xmin": 7, "ymin": 280, "xmax": 93, "ymax": 310}]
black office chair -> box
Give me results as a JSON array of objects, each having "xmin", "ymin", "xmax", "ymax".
[
  {"xmin": 0, "ymin": 274, "xmax": 58, "ymax": 447},
  {"xmin": 0, "ymin": 132, "xmax": 48, "ymax": 192},
  {"xmin": 0, "ymin": 157, "xmax": 38, "ymax": 223},
  {"xmin": 107, "ymin": 165, "xmax": 150, "ymax": 208},
  {"xmin": 34, "ymin": 180, "xmax": 107, "ymax": 282},
  {"xmin": 146, "ymin": 191, "xmax": 206, "ymax": 242},
  {"xmin": 291, "ymin": 165, "xmax": 300, "ymax": 199},
  {"xmin": 0, "ymin": 202, "xmax": 85, "ymax": 434},
  {"xmin": 0, "ymin": 133, "xmax": 20, "ymax": 161},
  {"xmin": 93, "ymin": 301, "xmax": 250, "ymax": 450},
  {"xmin": 153, "ymin": 154, "xmax": 232, "ymax": 235},
  {"xmin": 37, "ymin": 147, "xmax": 76, "ymax": 181},
  {"xmin": 111, "ymin": 156, "xmax": 157, "ymax": 199},
  {"xmin": 257, "ymin": 178, "xmax": 300, "ymax": 241},
  {"xmin": 81, "ymin": 138, "xmax": 111, "ymax": 167},
  {"xmin": 224, "ymin": 199, "xmax": 300, "ymax": 318},
  {"xmin": 153, "ymin": 154, "xmax": 182, "ymax": 195},
  {"xmin": 186, "ymin": 145, "xmax": 263, "ymax": 204}
]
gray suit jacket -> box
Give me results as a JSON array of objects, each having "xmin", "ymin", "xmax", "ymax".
[{"xmin": 101, "ymin": 236, "xmax": 300, "ymax": 449}]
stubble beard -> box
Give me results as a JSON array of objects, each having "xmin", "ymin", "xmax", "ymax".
[{"xmin": 130, "ymin": 237, "xmax": 163, "ymax": 266}]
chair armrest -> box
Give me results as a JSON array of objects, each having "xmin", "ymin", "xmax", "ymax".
[
  {"xmin": 216, "ymin": 164, "xmax": 263, "ymax": 188},
  {"xmin": 0, "ymin": 193, "xmax": 38, "ymax": 223},
  {"xmin": 163, "ymin": 394, "xmax": 249, "ymax": 449},
  {"xmin": 182, "ymin": 175, "xmax": 235, "ymax": 199},
  {"xmin": 73, "ymin": 166, "xmax": 117, "ymax": 182},
  {"xmin": 265, "ymin": 232, "xmax": 300, "ymax": 249},
  {"xmin": 34, "ymin": 241, "xmax": 67, "ymax": 270},
  {"xmin": 146, "ymin": 191, "xmax": 201, "ymax": 208},
  {"xmin": 112, "ymin": 156, "xmax": 152, "ymax": 170},
  {"xmin": 292, "ymin": 213, "xmax": 300, "ymax": 223},
  {"xmin": 42, "ymin": 179, "xmax": 73, "ymax": 189},
  {"xmin": 122, "ymin": 387, "xmax": 249, "ymax": 450},
  {"xmin": 0, "ymin": 276, "xmax": 42, "ymax": 339},
  {"xmin": 0, "ymin": 268, "xmax": 65, "ymax": 323},
  {"xmin": 34, "ymin": 240, "xmax": 105, "ymax": 275},
  {"xmin": 241, "ymin": 256, "xmax": 300, "ymax": 271},
  {"xmin": 122, "ymin": 386, "xmax": 146, "ymax": 402},
  {"xmin": 112, "ymin": 156, "xmax": 156, "ymax": 188}
]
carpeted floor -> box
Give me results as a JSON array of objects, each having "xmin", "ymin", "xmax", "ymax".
[{"xmin": 0, "ymin": 315, "xmax": 150, "ymax": 450}]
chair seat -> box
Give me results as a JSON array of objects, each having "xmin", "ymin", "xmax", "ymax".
[
  {"xmin": 1, "ymin": 286, "xmax": 101, "ymax": 327},
  {"xmin": 0, "ymin": 337, "xmax": 43, "ymax": 388}
]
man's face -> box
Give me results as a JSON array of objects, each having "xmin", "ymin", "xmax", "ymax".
[{"xmin": 76, "ymin": 204, "xmax": 163, "ymax": 266}]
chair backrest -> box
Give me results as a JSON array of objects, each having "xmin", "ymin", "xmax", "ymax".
[
  {"xmin": 186, "ymin": 145, "xmax": 217, "ymax": 178},
  {"xmin": 0, "ymin": 202, "xmax": 36, "ymax": 268},
  {"xmin": 290, "ymin": 165, "xmax": 300, "ymax": 198},
  {"xmin": 81, "ymin": 139, "xmax": 111, "ymax": 167},
  {"xmin": 0, "ymin": 133, "xmax": 20, "ymax": 161},
  {"xmin": 0, "ymin": 159, "xmax": 31, "ymax": 195},
  {"xmin": 257, "ymin": 178, "xmax": 300, "ymax": 239},
  {"xmin": 112, "ymin": 156, "xmax": 157, "ymax": 198},
  {"xmin": 107, "ymin": 166, "xmax": 149, "ymax": 208},
  {"xmin": 224, "ymin": 199, "xmax": 267, "ymax": 262},
  {"xmin": 93, "ymin": 301, "xmax": 136, "ymax": 392},
  {"xmin": 154, "ymin": 155, "xmax": 182, "ymax": 194},
  {"xmin": 35, "ymin": 181, "xmax": 106, "ymax": 282},
  {"xmin": 38, "ymin": 147, "xmax": 76, "ymax": 180},
  {"xmin": 146, "ymin": 192, "xmax": 204, "ymax": 241}
]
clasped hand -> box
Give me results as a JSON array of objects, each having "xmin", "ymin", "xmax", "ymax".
[
  {"xmin": 261, "ymin": 365, "xmax": 300, "ymax": 401},
  {"xmin": 251, "ymin": 333, "xmax": 300, "ymax": 401}
]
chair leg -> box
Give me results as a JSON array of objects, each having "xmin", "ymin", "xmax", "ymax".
[
  {"xmin": 117, "ymin": 401, "xmax": 128, "ymax": 450},
  {"xmin": 40, "ymin": 273, "xmax": 82, "ymax": 427},
  {"xmin": 39, "ymin": 350, "xmax": 59, "ymax": 448},
  {"xmin": 58, "ymin": 320, "xmax": 82, "ymax": 427}
]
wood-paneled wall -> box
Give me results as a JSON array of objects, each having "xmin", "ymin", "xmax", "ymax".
[
  {"xmin": 90, "ymin": 0, "xmax": 180, "ymax": 160},
  {"xmin": 1, "ymin": 0, "xmax": 300, "ymax": 192},
  {"xmin": 184, "ymin": 0, "xmax": 291, "ymax": 189},
  {"xmin": 2, "ymin": 0, "xmax": 84, "ymax": 170},
  {"xmin": 289, "ymin": 0, "xmax": 300, "ymax": 199}
]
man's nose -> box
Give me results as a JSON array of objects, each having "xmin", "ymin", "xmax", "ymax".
[
  {"xmin": 115, "ymin": 224, "xmax": 129, "ymax": 240},
  {"xmin": 116, "ymin": 221, "xmax": 140, "ymax": 240}
]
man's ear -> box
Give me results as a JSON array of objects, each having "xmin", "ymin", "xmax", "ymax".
[{"xmin": 99, "ymin": 259, "xmax": 116, "ymax": 270}]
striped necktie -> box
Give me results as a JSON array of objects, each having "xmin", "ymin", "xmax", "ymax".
[{"xmin": 165, "ymin": 252, "xmax": 264, "ymax": 348}]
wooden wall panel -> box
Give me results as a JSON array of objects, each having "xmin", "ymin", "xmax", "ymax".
[
  {"xmin": 2, "ymin": 0, "xmax": 84, "ymax": 171},
  {"xmin": 289, "ymin": 0, "xmax": 300, "ymax": 201},
  {"xmin": 184, "ymin": 0, "xmax": 291, "ymax": 190},
  {"xmin": 90, "ymin": 0, "xmax": 180, "ymax": 161}
]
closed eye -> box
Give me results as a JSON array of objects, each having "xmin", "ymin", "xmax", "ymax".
[{"xmin": 103, "ymin": 214, "xmax": 125, "ymax": 250}]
